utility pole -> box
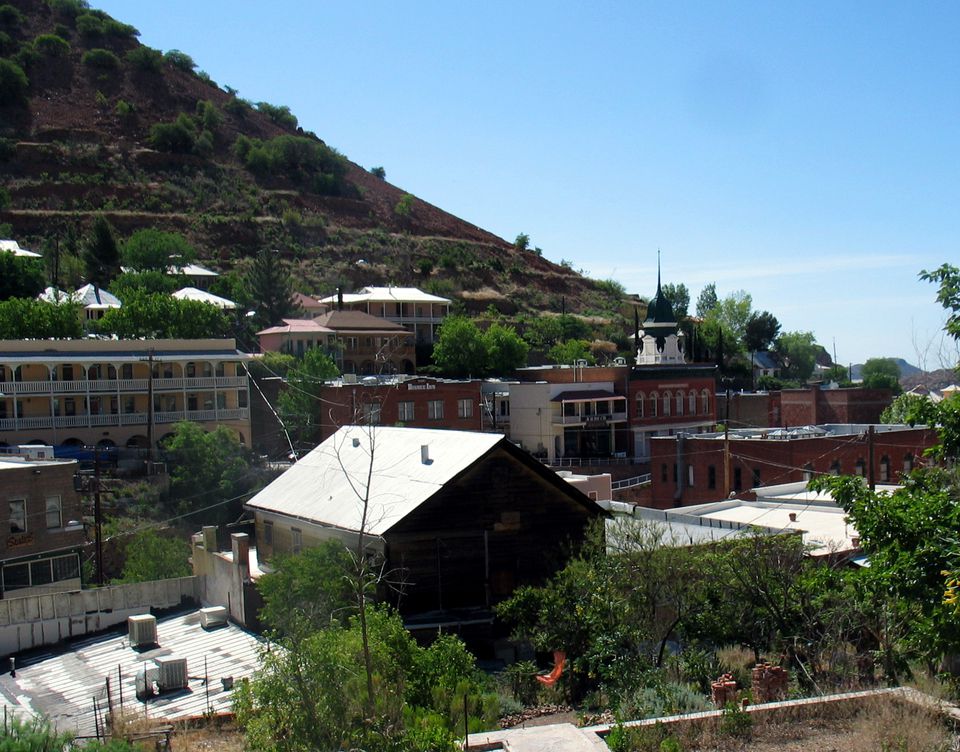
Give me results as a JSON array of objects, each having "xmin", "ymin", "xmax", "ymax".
[
  {"xmin": 94, "ymin": 445, "xmax": 104, "ymax": 585},
  {"xmin": 867, "ymin": 425, "xmax": 875, "ymax": 491}
]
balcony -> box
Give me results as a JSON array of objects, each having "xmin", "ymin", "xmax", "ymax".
[
  {"xmin": 0, "ymin": 376, "xmax": 246, "ymax": 395},
  {"xmin": 552, "ymin": 411, "xmax": 628, "ymax": 426},
  {"xmin": 0, "ymin": 408, "xmax": 249, "ymax": 432}
]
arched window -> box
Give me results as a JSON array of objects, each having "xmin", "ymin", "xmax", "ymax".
[
  {"xmin": 830, "ymin": 460, "xmax": 841, "ymax": 476},
  {"xmin": 902, "ymin": 453, "xmax": 913, "ymax": 475},
  {"xmin": 879, "ymin": 455, "xmax": 890, "ymax": 482},
  {"xmin": 636, "ymin": 393, "xmax": 645, "ymax": 418},
  {"xmin": 854, "ymin": 458, "xmax": 865, "ymax": 476},
  {"xmin": 662, "ymin": 392, "xmax": 671, "ymax": 417},
  {"xmin": 688, "ymin": 391, "xmax": 697, "ymax": 414},
  {"xmin": 676, "ymin": 391, "xmax": 684, "ymax": 416},
  {"xmin": 700, "ymin": 389, "xmax": 710, "ymax": 415},
  {"xmin": 803, "ymin": 462, "xmax": 814, "ymax": 481},
  {"xmin": 708, "ymin": 465, "xmax": 717, "ymax": 489},
  {"xmin": 649, "ymin": 392, "xmax": 658, "ymax": 418}
]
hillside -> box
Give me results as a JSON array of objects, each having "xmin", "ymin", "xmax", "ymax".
[{"xmin": 0, "ymin": 0, "xmax": 624, "ymax": 318}]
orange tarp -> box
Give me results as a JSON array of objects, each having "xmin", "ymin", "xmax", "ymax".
[{"xmin": 535, "ymin": 651, "xmax": 566, "ymax": 686}]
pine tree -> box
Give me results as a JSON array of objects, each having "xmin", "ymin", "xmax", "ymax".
[
  {"xmin": 82, "ymin": 215, "xmax": 120, "ymax": 287},
  {"xmin": 248, "ymin": 249, "xmax": 298, "ymax": 328}
]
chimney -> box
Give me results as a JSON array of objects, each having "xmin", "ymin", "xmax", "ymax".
[
  {"xmin": 337, "ymin": 287, "xmax": 343, "ymax": 311},
  {"xmin": 202, "ymin": 525, "xmax": 217, "ymax": 550},
  {"xmin": 788, "ymin": 512, "xmax": 797, "ymax": 522},
  {"xmin": 231, "ymin": 533, "xmax": 250, "ymax": 581},
  {"xmin": 421, "ymin": 445, "xmax": 431, "ymax": 464}
]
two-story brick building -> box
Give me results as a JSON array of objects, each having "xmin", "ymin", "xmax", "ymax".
[
  {"xmin": 0, "ymin": 339, "xmax": 252, "ymax": 450},
  {"xmin": 1, "ymin": 452, "xmax": 85, "ymax": 597}
]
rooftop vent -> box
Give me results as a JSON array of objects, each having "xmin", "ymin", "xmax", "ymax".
[
  {"xmin": 128, "ymin": 614, "xmax": 157, "ymax": 648},
  {"xmin": 788, "ymin": 512, "xmax": 797, "ymax": 522},
  {"xmin": 352, "ymin": 437, "xmax": 360, "ymax": 448},
  {"xmin": 421, "ymin": 445, "xmax": 431, "ymax": 465},
  {"xmin": 200, "ymin": 606, "xmax": 228, "ymax": 629}
]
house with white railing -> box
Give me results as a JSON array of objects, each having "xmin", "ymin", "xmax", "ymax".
[
  {"xmin": 319, "ymin": 286, "xmax": 451, "ymax": 344},
  {"xmin": 0, "ymin": 339, "xmax": 251, "ymax": 450}
]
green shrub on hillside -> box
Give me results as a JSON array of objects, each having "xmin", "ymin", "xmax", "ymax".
[
  {"xmin": 149, "ymin": 113, "xmax": 196, "ymax": 153},
  {"xmin": 224, "ymin": 95, "xmax": 251, "ymax": 116},
  {"xmin": 195, "ymin": 99, "xmax": 221, "ymax": 131},
  {"xmin": 256, "ymin": 101, "xmax": 297, "ymax": 129},
  {"xmin": 33, "ymin": 33, "xmax": 70, "ymax": 57},
  {"xmin": 0, "ymin": 4, "xmax": 24, "ymax": 30},
  {"xmin": 114, "ymin": 98, "xmax": 134, "ymax": 119},
  {"xmin": 126, "ymin": 45, "xmax": 163, "ymax": 72},
  {"xmin": 163, "ymin": 49, "xmax": 195, "ymax": 73},
  {"xmin": 234, "ymin": 134, "xmax": 347, "ymax": 194},
  {"xmin": 12, "ymin": 43, "xmax": 39, "ymax": 71},
  {"xmin": 0, "ymin": 31, "xmax": 13, "ymax": 56},
  {"xmin": 0, "ymin": 58, "xmax": 28, "ymax": 105},
  {"xmin": 75, "ymin": 11, "xmax": 137, "ymax": 40},
  {"xmin": 47, "ymin": 0, "xmax": 89, "ymax": 21},
  {"xmin": 81, "ymin": 47, "xmax": 120, "ymax": 70}
]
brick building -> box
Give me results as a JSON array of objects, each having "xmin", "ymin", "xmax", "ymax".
[
  {"xmin": 718, "ymin": 386, "xmax": 896, "ymax": 429},
  {"xmin": 1, "ymin": 452, "xmax": 85, "ymax": 597},
  {"xmin": 648, "ymin": 424, "xmax": 938, "ymax": 508}
]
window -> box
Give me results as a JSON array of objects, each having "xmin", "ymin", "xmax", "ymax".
[
  {"xmin": 124, "ymin": 396, "xmax": 135, "ymax": 414},
  {"xmin": 803, "ymin": 463, "xmax": 814, "ymax": 481},
  {"xmin": 427, "ymin": 400, "xmax": 444, "ymax": 420},
  {"xmin": 263, "ymin": 520, "xmax": 273, "ymax": 546},
  {"xmin": 238, "ymin": 391, "xmax": 248, "ymax": 408},
  {"xmin": 362, "ymin": 401, "xmax": 381, "ymax": 425},
  {"xmin": 700, "ymin": 389, "xmax": 710, "ymax": 415},
  {"xmin": 635, "ymin": 393, "xmax": 645, "ymax": 418},
  {"xmin": 45, "ymin": 496, "xmax": 62, "ymax": 529},
  {"xmin": 649, "ymin": 392, "xmax": 658, "ymax": 418},
  {"xmin": 688, "ymin": 391, "xmax": 697, "ymax": 413},
  {"xmin": 52, "ymin": 554, "xmax": 79, "ymax": 582},
  {"xmin": 30, "ymin": 561, "xmax": 53, "ymax": 587},
  {"xmin": 345, "ymin": 337, "xmax": 358, "ymax": 351},
  {"xmin": 708, "ymin": 465, "xmax": 716, "ymax": 489},
  {"xmin": 291, "ymin": 528, "xmax": 302, "ymax": 555},
  {"xmin": 688, "ymin": 466, "xmax": 695, "ymax": 487},
  {"xmin": 676, "ymin": 391, "xmax": 684, "ymax": 416},
  {"xmin": 457, "ymin": 398, "xmax": 473, "ymax": 418},
  {"xmin": 121, "ymin": 363, "xmax": 133, "ymax": 379},
  {"xmin": 854, "ymin": 459, "xmax": 865, "ymax": 477},
  {"xmin": 830, "ymin": 460, "xmax": 841, "ymax": 476},
  {"xmin": 398, "ymin": 401, "xmax": 415, "ymax": 421},
  {"xmin": 9, "ymin": 499, "xmax": 26, "ymax": 534},
  {"xmin": 662, "ymin": 393, "xmax": 671, "ymax": 416},
  {"xmin": 752, "ymin": 468, "xmax": 761, "ymax": 487},
  {"xmin": 733, "ymin": 467, "xmax": 742, "ymax": 491},
  {"xmin": 903, "ymin": 454, "xmax": 913, "ymax": 474},
  {"xmin": 879, "ymin": 456, "xmax": 890, "ymax": 482},
  {"xmin": 3, "ymin": 563, "xmax": 29, "ymax": 591},
  {"xmin": 499, "ymin": 400, "xmax": 510, "ymax": 417},
  {"xmin": 186, "ymin": 362, "xmax": 196, "ymax": 377}
]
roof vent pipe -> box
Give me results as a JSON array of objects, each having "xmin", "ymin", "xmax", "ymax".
[
  {"xmin": 788, "ymin": 512, "xmax": 797, "ymax": 522},
  {"xmin": 352, "ymin": 437, "xmax": 360, "ymax": 448},
  {"xmin": 337, "ymin": 287, "xmax": 344, "ymax": 311},
  {"xmin": 421, "ymin": 445, "xmax": 431, "ymax": 465}
]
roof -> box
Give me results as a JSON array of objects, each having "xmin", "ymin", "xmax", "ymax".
[
  {"xmin": 257, "ymin": 318, "xmax": 332, "ymax": 337},
  {"xmin": 313, "ymin": 310, "xmax": 411, "ymax": 334},
  {"xmin": 169, "ymin": 263, "xmax": 218, "ymax": 277},
  {"xmin": 0, "ymin": 610, "xmax": 263, "ymax": 735},
  {"xmin": 550, "ymin": 389, "xmax": 622, "ymax": 402},
  {"xmin": 172, "ymin": 286, "xmax": 236, "ymax": 309},
  {"xmin": 319, "ymin": 286, "xmax": 452, "ymax": 305},
  {"xmin": 0, "ymin": 239, "xmax": 41, "ymax": 258},
  {"xmin": 246, "ymin": 426, "xmax": 507, "ymax": 536},
  {"xmin": 753, "ymin": 351, "xmax": 779, "ymax": 369},
  {"xmin": 292, "ymin": 292, "xmax": 327, "ymax": 309},
  {"xmin": 38, "ymin": 284, "xmax": 121, "ymax": 309}
]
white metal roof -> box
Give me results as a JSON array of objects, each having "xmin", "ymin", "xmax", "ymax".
[
  {"xmin": 0, "ymin": 239, "xmax": 41, "ymax": 258},
  {"xmin": 246, "ymin": 426, "xmax": 504, "ymax": 535},
  {"xmin": 319, "ymin": 286, "xmax": 452, "ymax": 305},
  {"xmin": 38, "ymin": 284, "xmax": 122, "ymax": 309},
  {"xmin": 172, "ymin": 286, "xmax": 237, "ymax": 309},
  {"xmin": 169, "ymin": 263, "xmax": 219, "ymax": 277}
]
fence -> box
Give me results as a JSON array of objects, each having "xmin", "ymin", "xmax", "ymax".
[{"xmin": 611, "ymin": 474, "xmax": 651, "ymax": 490}]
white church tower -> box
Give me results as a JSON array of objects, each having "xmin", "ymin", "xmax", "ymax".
[{"xmin": 635, "ymin": 259, "xmax": 685, "ymax": 366}]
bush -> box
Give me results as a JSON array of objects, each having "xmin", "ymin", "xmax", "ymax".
[
  {"xmin": 256, "ymin": 101, "xmax": 297, "ymax": 129},
  {"xmin": 0, "ymin": 4, "xmax": 24, "ymax": 30},
  {"xmin": 370, "ymin": 165, "xmax": 386, "ymax": 179},
  {"xmin": 149, "ymin": 113, "xmax": 196, "ymax": 153},
  {"xmin": 164, "ymin": 48, "xmax": 195, "ymax": 72},
  {"xmin": 33, "ymin": 33, "xmax": 70, "ymax": 57},
  {"xmin": 195, "ymin": 99, "xmax": 221, "ymax": 131},
  {"xmin": 114, "ymin": 99, "xmax": 134, "ymax": 119},
  {"xmin": 0, "ymin": 30, "xmax": 12, "ymax": 56},
  {"xmin": 47, "ymin": 0, "xmax": 88, "ymax": 20},
  {"xmin": 75, "ymin": 12, "xmax": 103, "ymax": 37},
  {"xmin": 395, "ymin": 193, "xmax": 414, "ymax": 217},
  {"xmin": 0, "ymin": 58, "xmax": 28, "ymax": 105},
  {"xmin": 0, "ymin": 137, "xmax": 14, "ymax": 161},
  {"xmin": 224, "ymin": 95, "xmax": 251, "ymax": 116},
  {"xmin": 82, "ymin": 48, "xmax": 120, "ymax": 70},
  {"xmin": 193, "ymin": 128, "xmax": 214, "ymax": 156},
  {"xmin": 126, "ymin": 45, "xmax": 163, "ymax": 72}
]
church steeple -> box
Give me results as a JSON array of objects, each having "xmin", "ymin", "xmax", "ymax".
[{"xmin": 635, "ymin": 250, "xmax": 685, "ymax": 365}]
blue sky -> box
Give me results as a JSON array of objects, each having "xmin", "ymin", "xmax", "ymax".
[{"xmin": 97, "ymin": 1, "xmax": 960, "ymax": 368}]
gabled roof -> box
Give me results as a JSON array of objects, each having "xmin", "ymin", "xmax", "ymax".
[
  {"xmin": 38, "ymin": 284, "xmax": 121, "ymax": 309},
  {"xmin": 172, "ymin": 286, "xmax": 236, "ymax": 309},
  {"xmin": 0, "ymin": 239, "xmax": 41, "ymax": 258},
  {"xmin": 292, "ymin": 292, "xmax": 327, "ymax": 310},
  {"xmin": 257, "ymin": 318, "xmax": 332, "ymax": 337},
  {"xmin": 313, "ymin": 310, "xmax": 411, "ymax": 334},
  {"xmin": 246, "ymin": 426, "xmax": 506, "ymax": 535},
  {"xmin": 753, "ymin": 351, "xmax": 779, "ymax": 370},
  {"xmin": 319, "ymin": 286, "xmax": 452, "ymax": 305},
  {"xmin": 169, "ymin": 263, "xmax": 218, "ymax": 277}
]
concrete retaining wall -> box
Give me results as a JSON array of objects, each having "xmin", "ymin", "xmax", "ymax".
[{"xmin": 0, "ymin": 576, "xmax": 197, "ymax": 657}]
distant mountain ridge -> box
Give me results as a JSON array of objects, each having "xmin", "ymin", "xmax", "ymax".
[
  {"xmin": 0, "ymin": 0, "xmax": 621, "ymax": 318},
  {"xmin": 850, "ymin": 358, "xmax": 921, "ymax": 382}
]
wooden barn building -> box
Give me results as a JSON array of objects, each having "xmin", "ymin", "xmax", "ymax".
[{"xmin": 245, "ymin": 426, "xmax": 604, "ymax": 625}]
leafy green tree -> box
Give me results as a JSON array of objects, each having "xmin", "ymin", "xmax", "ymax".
[
  {"xmin": 483, "ymin": 322, "xmax": 529, "ymax": 375},
  {"xmin": 660, "ymin": 283, "xmax": 690, "ymax": 320},
  {"xmin": 394, "ymin": 192, "xmax": 414, "ymax": 218},
  {"xmin": 248, "ymin": 249, "xmax": 299, "ymax": 329},
  {"xmin": 115, "ymin": 529, "xmax": 190, "ymax": 583},
  {"xmin": 744, "ymin": 310, "xmax": 781, "ymax": 353},
  {"xmin": 860, "ymin": 357, "xmax": 901, "ymax": 392},
  {"xmin": 0, "ymin": 58, "xmax": 28, "ymax": 105},
  {"xmin": 164, "ymin": 49, "xmax": 195, "ymax": 72},
  {"xmin": 547, "ymin": 339, "xmax": 595, "ymax": 365},
  {"xmin": 514, "ymin": 232, "xmax": 530, "ymax": 251},
  {"xmin": 122, "ymin": 228, "xmax": 196, "ymax": 271},
  {"xmin": 521, "ymin": 315, "xmax": 564, "ymax": 348},
  {"xmin": 126, "ymin": 45, "xmax": 163, "ymax": 72},
  {"xmin": 898, "ymin": 392, "xmax": 960, "ymax": 462},
  {"xmin": 695, "ymin": 282, "xmax": 718, "ymax": 318},
  {"xmin": 149, "ymin": 113, "xmax": 197, "ymax": 153},
  {"xmin": 432, "ymin": 316, "xmax": 488, "ymax": 377},
  {"xmin": 256, "ymin": 101, "xmax": 297, "ymax": 128},
  {"xmin": 257, "ymin": 541, "xmax": 355, "ymax": 638},
  {"xmin": 96, "ymin": 291, "xmax": 230, "ymax": 339},
  {"xmin": 162, "ymin": 421, "xmax": 253, "ymax": 525},
  {"xmin": 880, "ymin": 392, "xmax": 928, "ymax": 425},
  {"xmin": 822, "ymin": 364, "xmax": 849, "ymax": 384},
  {"xmin": 82, "ymin": 215, "xmax": 120, "ymax": 287},
  {"xmin": 110, "ymin": 269, "xmax": 178, "ymax": 298},
  {"xmin": 81, "ymin": 48, "xmax": 120, "ymax": 70},
  {"xmin": 920, "ymin": 263, "xmax": 960, "ymax": 343},
  {"xmin": 775, "ymin": 330, "xmax": 818, "ymax": 382},
  {"xmin": 369, "ymin": 165, "xmax": 386, "ymax": 179},
  {"xmin": 33, "ymin": 33, "xmax": 70, "ymax": 57},
  {"xmin": 0, "ymin": 298, "xmax": 82, "ymax": 339},
  {"xmin": 0, "ymin": 254, "xmax": 45, "ymax": 300},
  {"xmin": 276, "ymin": 348, "xmax": 340, "ymax": 450}
]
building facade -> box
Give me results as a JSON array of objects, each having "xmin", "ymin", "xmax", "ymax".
[
  {"xmin": 1, "ymin": 453, "xmax": 85, "ymax": 597},
  {"xmin": 0, "ymin": 339, "xmax": 252, "ymax": 450},
  {"xmin": 319, "ymin": 286, "xmax": 452, "ymax": 344}
]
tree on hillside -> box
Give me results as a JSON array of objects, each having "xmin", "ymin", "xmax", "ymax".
[
  {"xmin": 122, "ymin": 228, "xmax": 196, "ymax": 271},
  {"xmin": 249, "ymin": 249, "xmax": 299, "ymax": 329},
  {"xmin": 276, "ymin": 348, "xmax": 340, "ymax": 452},
  {"xmin": 744, "ymin": 310, "xmax": 781, "ymax": 353},
  {"xmin": 695, "ymin": 282, "xmax": 719, "ymax": 318},
  {"xmin": 514, "ymin": 233, "xmax": 530, "ymax": 252},
  {"xmin": 775, "ymin": 330, "xmax": 819, "ymax": 382},
  {"xmin": 82, "ymin": 216, "xmax": 120, "ymax": 287},
  {"xmin": 860, "ymin": 357, "xmax": 901, "ymax": 392},
  {"xmin": 547, "ymin": 339, "xmax": 595, "ymax": 366},
  {"xmin": 660, "ymin": 283, "xmax": 690, "ymax": 320},
  {"xmin": 0, "ymin": 254, "xmax": 45, "ymax": 300}
]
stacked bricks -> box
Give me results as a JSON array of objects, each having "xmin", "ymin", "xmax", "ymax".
[
  {"xmin": 710, "ymin": 673, "xmax": 738, "ymax": 708},
  {"xmin": 752, "ymin": 662, "xmax": 789, "ymax": 702}
]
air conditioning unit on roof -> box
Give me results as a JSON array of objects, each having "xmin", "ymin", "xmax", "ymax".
[
  {"xmin": 128, "ymin": 614, "xmax": 157, "ymax": 648},
  {"xmin": 155, "ymin": 656, "xmax": 188, "ymax": 692},
  {"xmin": 200, "ymin": 606, "xmax": 228, "ymax": 629}
]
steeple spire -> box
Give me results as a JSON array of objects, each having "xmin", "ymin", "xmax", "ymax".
[{"xmin": 656, "ymin": 247, "xmax": 661, "ymax": 294}]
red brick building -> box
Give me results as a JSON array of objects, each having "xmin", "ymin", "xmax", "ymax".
[
  {"xmin": 719, "ymin": 386, "xmax": 896, "ymax": 429},
  {"xmin": 648, "ymin": 425, "xmax": 938, "ymax": 508},
  {"xmin": 1, "ymin": 454, "xmax": 85, "ymax": 597}
]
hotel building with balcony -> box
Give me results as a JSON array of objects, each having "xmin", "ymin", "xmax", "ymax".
[
  {"xmin": 318, "ymin": 286, "xmax": 452, "ymax": 344},
  {"xmin": 0, "ymin": 339, "xmax": 252, "ymax": 450}
]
